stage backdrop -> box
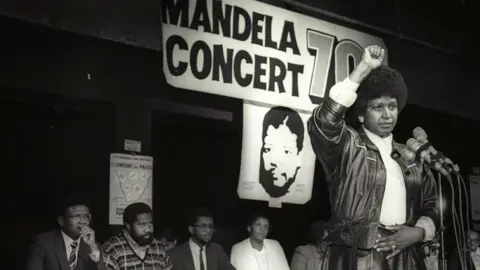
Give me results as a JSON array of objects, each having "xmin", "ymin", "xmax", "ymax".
[
  {"xmin": 109, "ymin": 153, "xmax": 153, "ymax": 225},
  {"xmin": 162, "ymin": 0, "xmax": 386, "ymax": 205},
  {"xmin": 162, "ymin": 0, "xmax": 387, "ymax": 111}
]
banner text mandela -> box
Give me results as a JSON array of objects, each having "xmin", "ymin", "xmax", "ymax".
[{"xmin": 162, "ymin": 0, "xmax": 304, "ymax": 97}]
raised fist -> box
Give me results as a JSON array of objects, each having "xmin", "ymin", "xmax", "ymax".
[{"xmin": 362, "ymin": 45, "xmax": 385, "ymax": 69}]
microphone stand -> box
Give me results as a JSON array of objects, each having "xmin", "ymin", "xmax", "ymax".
[{"xmin": 437, "ymin": 173, "xmax": 447, "ymax": 270}]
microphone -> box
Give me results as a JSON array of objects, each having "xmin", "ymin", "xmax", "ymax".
[
  {"xmin": 413, "ymin": 127, "xmax": 458, "ymax": 173},
  {"xmin": 413, "ymin": 127, "xmax": 443, "ymax": 159},
  {"xmin": 406, "ymin": 138, "xmax": 450, "ymax": 176}
]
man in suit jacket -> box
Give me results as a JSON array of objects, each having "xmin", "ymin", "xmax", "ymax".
[
  {"xmin": 448, "ymin": 230, "xmax": 480, "ymax": 270},
  {"xmin": 169, "ymin": 208, "xmax": 235, "ymax": 270},
  {"xmin": 26, "ymin": 196, "xmax": 104, "ymax": 270}
]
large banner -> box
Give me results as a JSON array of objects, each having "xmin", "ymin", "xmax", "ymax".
[
  {"xmin": 238, "ymin": 102, "xmax": 316, "ymax": 207},
  {"xmin": 162, "ymin": 0, "xmax": 387, "ymax": 111},
  {"xmin": 162, "ymin": 0, "xmax": 387, "ymax": 206},
  {"xmin": 109, "ymin": 153, "xmax": 153, "ymax": 225},
  {"xmin": 470, "ymin": 175, "xmax": 480, "ymax": 221}
]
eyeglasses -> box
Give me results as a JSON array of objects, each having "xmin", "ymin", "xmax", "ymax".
[
  {"xmin": 194, "ymin": 224, "xmax": 215, "ymax": 231},
  {"xmin": 68, "ymin": 213, "xmax": 92, "ymax": 221}
]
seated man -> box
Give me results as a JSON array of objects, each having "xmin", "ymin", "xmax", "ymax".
[
  {"xmin": 26, "ymin": 194, "xmax": 104, "ymax": 270},
  {"xmin": 102, "ymin": 202, "xmax": 171, "ymax": 269},
  {"xmin": 448, "ymin": 230, "xmax": 480, "ymax": 270},
  {"xmin": 168, "ymin": 207, "xmax": 234, "ymax": 270}
]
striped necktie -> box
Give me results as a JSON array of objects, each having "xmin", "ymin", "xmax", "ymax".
[
  {"xmin": 68, "ymin": 241, "xmax": 78, "ymax": 270},
  {"xmin": 199, "ymin": 247, "xmax": 205, "ymax": 270}
]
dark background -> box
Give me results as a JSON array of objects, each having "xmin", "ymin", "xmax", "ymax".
[{"xmin": 0, "ymin": 0, "xmax": 479, "ymax": 268}]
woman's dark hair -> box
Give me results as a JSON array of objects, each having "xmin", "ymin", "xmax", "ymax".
[{"xmin": 352, "ymin": 65, "xmax": 408, "ymax": 119}]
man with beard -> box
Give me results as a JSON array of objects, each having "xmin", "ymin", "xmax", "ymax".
[
  {"xmin": 259, "ymin": 106, "xmax": 304, "ymax": 198},
  {"xmin": 26, "ymin": 195, "xmax": 104, "ymax": 270},
  {"xmin": 168, "ymin": 208, "xmax": 234, "ymax": 270},
  {"xmin": 102, "ymin": 202, "xmax": 171, "ymax": 269}
]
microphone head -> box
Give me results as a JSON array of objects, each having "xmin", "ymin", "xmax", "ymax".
[
  {"xmin": 406, "ymin": 138, "xmax": 422, "ymax": 151},
  {"xmin": 413, "ymin": 127, "xmax": 427, "ymax": 141}
]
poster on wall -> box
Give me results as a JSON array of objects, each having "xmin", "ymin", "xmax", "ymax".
[
  {"xmin": 238, "ymin": 102, "xmax": 316, "ymax": 207},
  {"xmin": 470, "ymin": 175, "xmax": 480, "ymax": 221},
  {"xmin": 109, "ymin": 153, "xmax": 153, "ymax": 225},
  {"xmin": 162, "ymin": 0, "xmax": 387, "ymax": 111}
]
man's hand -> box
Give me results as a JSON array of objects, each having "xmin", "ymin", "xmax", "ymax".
[
  {"xmin": 80, "ymin": 226, "xmax": 98, "ymax": 252},
  {"xmin": 373, "ymin": 225, "xmax": 424, "ymax": 260},
  {"xmin": 362, "ymin": 45, "xmax": 385, "ymax": 69}
]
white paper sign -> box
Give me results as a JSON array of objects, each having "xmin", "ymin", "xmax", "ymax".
[
  {"xmin": 470, "ymin": 175, "xmax": 480, "ymax": 221},
  {"xmin": 162, "ymin": 0, "xmax": 387, "ymax": 112},
  {"xmin": 238, "ymin": 102, "xmax": 316, "ymax": 206},
  {"xmin": 109, "ymin": 153, "xmax": 153, "ymax": 225}
]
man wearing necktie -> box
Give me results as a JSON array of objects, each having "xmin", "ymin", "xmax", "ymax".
[
  {"xmin": 26, "ymin": 195, "xmax": 105, "ymax": 270},
  {"xmin": 168, "ymin": 208, "xmax": 235, "ymax": 270}
]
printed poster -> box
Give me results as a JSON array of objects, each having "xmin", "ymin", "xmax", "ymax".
[
  {"xmin": 238, "ymin": 102, "xmax": 316, "ymax": 206},
  {"xmin": 109, "ymin": 153, "xmax": 153, "ymax": 225},
  {"xmin": 470, "ymin": 175, "xmax": 480, "ymax": 221}
]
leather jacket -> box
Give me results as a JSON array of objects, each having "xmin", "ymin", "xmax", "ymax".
[{"xmin": 307, "ymin": 97, "xmax": 439, "ymax": 269}]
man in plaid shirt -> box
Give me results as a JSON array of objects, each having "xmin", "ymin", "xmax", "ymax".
[{"xmin": 102, "ymin": 203, "xmax": 172, "ymax": 270}]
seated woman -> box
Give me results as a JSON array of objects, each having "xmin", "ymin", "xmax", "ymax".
[
  {"xmin": 291, "ymin": 221, "xmax": 328, "ymax": 270},
  {"xmin": 230, "ymin": 213, "xmax": 289, "ymax": 270}
]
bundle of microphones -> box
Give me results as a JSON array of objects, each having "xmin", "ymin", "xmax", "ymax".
[{"xmin": 400, "ymin": 127, "xmax": 459, "ymax": 176}]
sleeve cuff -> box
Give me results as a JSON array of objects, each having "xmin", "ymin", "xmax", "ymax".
[
  {"xmin": 415, "ymin": 216, "xmax": 436, "ymax": 242},
  {"xmin": 89, "ymin": 250, "xmax": 100, "ymax": 262},
  {"xmin": 328, "ymin": 77, "xmax": 359, "ymax": 107}
]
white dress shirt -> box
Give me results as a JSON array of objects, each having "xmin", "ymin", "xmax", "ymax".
[
  {"xmin": 328, "ymin": 77, "xmax": 436, "ymax": 241},
  {"xmin": 363, "ymin": 127, "xmax": 406, "ymax": 225},
  {"xmin": 189, "ymin": 238, "xmax": 207, "ymax": 270}
]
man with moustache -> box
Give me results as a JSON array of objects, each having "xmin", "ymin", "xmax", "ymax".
[
  {"xmin": 168, "ymin": 208, "xmax": 234, "ymax": 270},
  {"xmin": 102, "ymin": 202, "xmax": 172, "ymax": 269},
  {"xmin": 259, "ymin": 106, "xmax": 305, "ymax": 198},
  {"xmin": 26, "ymin": 195, "xmax": 105, "ymax": 270}
]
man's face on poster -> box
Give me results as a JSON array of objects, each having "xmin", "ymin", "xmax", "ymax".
[{"xmin": 261, "ymin": 118, "xmax": 302, "ymax": 188}]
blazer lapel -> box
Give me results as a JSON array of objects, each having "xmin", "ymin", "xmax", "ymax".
[
  {"xmin": 181, "ymin": 243, "xmax": 196, "ymax": 270},
  {"xmin": 54, "ymin": 231, "xmax": 71, "ymax": 270},
  {"xmin": 206, "ymin": 244, "xmax": 215, "ymax": 270}
]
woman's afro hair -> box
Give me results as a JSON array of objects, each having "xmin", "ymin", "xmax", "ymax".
[{"xmin": 352, "ymin": 65, "xmax": 408, "ymax": 118}]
